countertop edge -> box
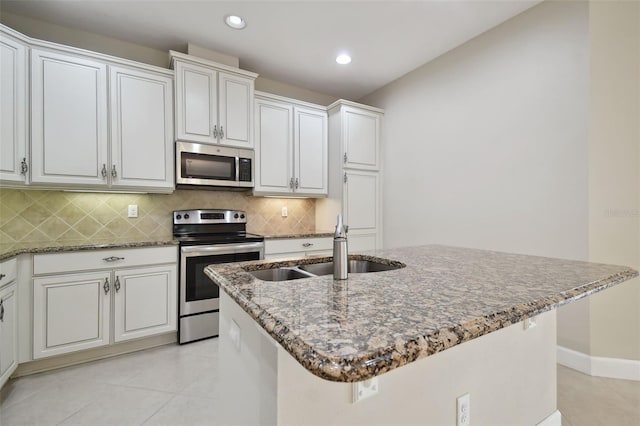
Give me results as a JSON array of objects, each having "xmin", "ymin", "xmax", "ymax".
[
  {"xmin": 206, "ymin": 264, "xmax": 638, "ymax": 383},
  {"xmin": 0, "ymin": 239, "xmax": 179, "ymax": 261}
]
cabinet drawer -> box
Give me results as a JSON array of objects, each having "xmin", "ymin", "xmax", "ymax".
[
  {"xmin": 0, "ymin": 258, "xmax": 17, "ymax": 287},
  {"xmin": 265, "ymin": 237, "xmax": 332, "ymax": 255},
  {"xmin": 33, "ymin": 246, "xmax": 178, "ymax": 275}
]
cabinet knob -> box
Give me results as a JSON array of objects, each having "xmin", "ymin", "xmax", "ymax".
[
  {"xmin": 111, "ymin": 165, "xmax": 117, "ymax": 178},
  {"xmin": 219, "ymin": 126, "xmax": 224, "ymax": 139},
  {"xmin": 103, "ymin": 256, "xmax": 125, "ymax": 262},
  {"xmin": 101, "ymin": 164, "xmax": 108, "ymax": 178},
  {"xmin": 114, "ymin": 276, "xmax": 121, "ymax": 292},
  {"xmin": 20, "ymin": 158, "xmax": 28, "ymax": 175},
  {"xmin": 302, "ymin": 242, "xmax": 314, "ymax": 248},
  {"xmin": 213, "ymin": 125, "xmax": 218, "ymax": 139},
  {"xmin": 103, "ymin": 278, "xmax": 110, "ymax": 295}
]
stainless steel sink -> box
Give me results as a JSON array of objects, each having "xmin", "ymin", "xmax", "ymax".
[
  {"xmin": 248, "ymin": 267, "xmax": 315, "ymax": 282},
  {"xmin": 248, "ymin": 259, "xmax": 405, "ymax": 281},
  {"xmin": 299, "ymin": 260, "xmax": 402, "ymax": 276}
]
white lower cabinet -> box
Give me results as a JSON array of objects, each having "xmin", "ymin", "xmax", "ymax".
[
  {"xmin": 265, "ymin": 237, "xmax": 333, "ymax": 260},
  {"xmin": 32, "ymin": 247, "xmax": 177, "ymax": 360},
  {"xmin": 33, "ymin": 271, "xmax": 111, "ymax": 358},
  {"xmin": 113, "ymin": 265, "xmax": 177, "ymax": 343},
  {"xmin": 0, "ymin": 282, "xmax": 18, "ymax": 388}
]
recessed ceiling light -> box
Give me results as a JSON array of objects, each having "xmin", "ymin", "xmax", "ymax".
[
  {"xmin": 225, "ymin": 15, "xmax": 246, "ymax": 30},
  {"xmin": 336, "ymin": 54, "xmax": 352, "ymax": 65}
]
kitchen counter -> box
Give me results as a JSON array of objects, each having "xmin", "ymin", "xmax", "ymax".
[
  {"xmin": 262, "ymin": 232, "xmax": 334, "ymax": 239},
  {"xmin": 205, "ymin": 244, "xmax": 637, "ymax": 383},
  {"xmin": 0, "ymin": 237, "xmax": 178, "ymax": 261}
]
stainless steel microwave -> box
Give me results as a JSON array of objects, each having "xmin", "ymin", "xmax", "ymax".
[{"xmin": 176, "ymin": 141, "xmax": 254, "ymax": 189}]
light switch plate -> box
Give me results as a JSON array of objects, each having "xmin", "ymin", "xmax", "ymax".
[{"xmin": 127, "ymin": 204, "xmax": 138, "ymax": 218}]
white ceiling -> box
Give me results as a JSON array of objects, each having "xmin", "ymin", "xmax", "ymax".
[{"xmin": 1, "ymin": 0, "xmax": 542, "ymax": 100}]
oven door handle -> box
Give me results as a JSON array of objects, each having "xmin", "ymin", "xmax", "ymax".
[{"xmin": 181, "ymin": 242, "xmax": 265, "ymax": 257}]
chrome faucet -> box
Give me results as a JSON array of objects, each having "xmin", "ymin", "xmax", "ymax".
[{"xmin": 333, "ymin": 214, "xmax": 348, "ymax": 280}]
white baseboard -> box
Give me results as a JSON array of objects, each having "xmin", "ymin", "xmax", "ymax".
[
  {"xmin": 557, "ymin": 345, "xmax": 640, "ymax": 381},
  {"xmin": 537, "ymin": 410, "xmax": 562, "ymax": 426}
]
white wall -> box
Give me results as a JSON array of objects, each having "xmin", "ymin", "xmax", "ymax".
[{"xmin": 361, "ymin": 1, "xmax": 589, "ymax": 262}]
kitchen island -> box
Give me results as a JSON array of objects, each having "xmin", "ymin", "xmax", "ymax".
[{"xmin": 205, "ymin": 245, "xmax": 637, "ymax": 426}]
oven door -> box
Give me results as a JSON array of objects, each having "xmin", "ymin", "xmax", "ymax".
[{"xmin": 179, "ymin": 242, "xmax": 264, "ymax": 316}]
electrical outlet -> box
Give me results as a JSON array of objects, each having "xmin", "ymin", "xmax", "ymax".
[
  {"xmin": 457, "ymin": 393, "xmax": 470, "ymax": 426},
  {"xmin": 352, "ymin": 378, "xmax": 378, "ymax": 403},
  {"xmin": 127, "ymin": 204, "xmax": 138, "ymax": 218},
  {"xmin": 281, "ymin": 207, "xmax": 288, "ymax": 217},
  {"xmin": 524, "ymin": 316, "xmax": 537, "ymax": 330}
]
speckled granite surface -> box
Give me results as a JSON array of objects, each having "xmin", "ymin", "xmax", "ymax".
[
  {"xmin": 0, "ymin": 237, "xmax": 177, "ymax": 261},
  {"xmin": 263, "ymin": 232, "xmax": 333, "ymax": 240},
  {"xmin": 205, "ymin": 245, "xmax": 638, "ymax": 383}
]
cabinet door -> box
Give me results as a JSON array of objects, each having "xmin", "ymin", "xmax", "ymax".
[
  {"xmin": 113, "ymin": 264, "xmax": 177, "ymax": 343},
  {"xmin": 343, "ymin": 170, "xmax": 380, "ymax": 250},
  {"xmin": 33, "ymin": 271, "xmax": 111, "ymax": 359},
  {"xmin": 31, "ymin": 49, "xmax": 109, "ymax": 186},
  {"xmin": 175, "ymin": 61, "xmax": 217, "ymax": 144},
  {"xmin": 343, "ymin": 107, "xmax": 380, "ymax": 170},
  {"xmin": 0, "ymin": 282, "xmax": 18, "ymax": 388},
  {"xmin": 110, "ymin": 66, "xmax": 174, "ymax": 191},
  {"xmin": 254, "ymin": 98, "xmax": 293, "ymax": 194},
  {"xmin": 0, "ymin": 33, "xmax": 28, "ymax": 184},
  {"xmin": 295, "ymin": 106, "xmax": 327, "ymax": 196},
  {"xmin": 218, "ymin": 72, "xmax": 253, "ymax": 148}
]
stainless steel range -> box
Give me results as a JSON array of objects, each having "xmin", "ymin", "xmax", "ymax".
[{"xmin": 173, "ymin": 209, "xmax": 264, "ymax": 344}]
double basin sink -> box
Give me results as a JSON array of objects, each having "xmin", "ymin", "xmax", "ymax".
[{"xmin": 248, "ymin": 259, "xmax": 404, "ymax": 282}]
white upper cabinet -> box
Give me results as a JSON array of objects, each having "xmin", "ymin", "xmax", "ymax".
[
  {"xmin": 295, "ymin": 106, "xmax": 328, "ymax": 195},
  {"xmin": 109, "ymin": 65, "xmax": 174, "ymax": 190},
  {"xmin": 0, "ymin": 29, "xmax": 28, "ymax": 184},
  {"xmin": 254, "ymin": 92, "xmax": 327, "ymax": 197},
  {"xmin": 341, "ymin": 105, "xmax": 381, "ymax": 170},
  {"xmin": 172, "ymin": 52, "xmax": 257, "ymax": 149},
  {"xmin": 31, "ymin": 48, "xmax": 109, "ymax": 186}
]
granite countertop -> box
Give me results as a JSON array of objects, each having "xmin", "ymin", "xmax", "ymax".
[
  {"xmin": 0, "ymin": 237, "xmax": 178, "ymax": 261},
  {"xmin": 262, "ymin": 232, "xmax": 334, "ymax": 239},
  {"xmin": 205, "ymin": 245, "xmax": 638, "ymax": 383}
]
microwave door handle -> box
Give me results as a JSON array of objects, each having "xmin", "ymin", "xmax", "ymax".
[{"xmin": 236, "ymin": 156, "xmax": 240, "ymax": 182}]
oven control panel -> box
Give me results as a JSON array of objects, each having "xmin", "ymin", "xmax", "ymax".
[{"xmin": 173, "ymin": 209, "xmax": 246, "ymax": 225}]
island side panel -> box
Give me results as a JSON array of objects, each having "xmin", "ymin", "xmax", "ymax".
[
  {"xmin": 219, "ymin": 291, "xmax": 558, "ymax": 426},
  {"xmin": 277, "ymin": 311, "xmax": 558, "ymax": 426}
]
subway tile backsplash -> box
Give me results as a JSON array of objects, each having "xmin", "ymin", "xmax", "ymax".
[{"xmin": 0, "ymin": 189, "xmax": 316, "ymax": 243}]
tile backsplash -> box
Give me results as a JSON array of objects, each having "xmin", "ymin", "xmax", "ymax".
[{"xmin": 0, "ymin": 189, "xmax": 316, "ymax": 243}]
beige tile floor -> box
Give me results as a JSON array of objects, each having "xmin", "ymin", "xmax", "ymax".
[{"xmin": 1, "ymin": 340, "xmax": 638, "ymax": 426}]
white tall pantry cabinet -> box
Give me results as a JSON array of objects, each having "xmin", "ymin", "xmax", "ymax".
[{"xmin": 316, "ymin": 100, "xmax": 384, "ymax": 251}]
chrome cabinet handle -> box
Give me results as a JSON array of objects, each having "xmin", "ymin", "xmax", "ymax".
[
  {"xmin": 111, "ymin": 165, "xmax": 117, "ymax": 178},
  {"xmin": 295, "ymin": 178, "xmax": 299, "ymax": 189},
  {"xmin": 114, "ymin": 277, "xmax": 121, "ymax": 292},
  {"xmin": 219, "ymin": 126, "xmax": 224, "ymax": 139},
  {"xmin": 103, "ymin": 278, "xmax": 110, "ymax": 295},
  {"xmin": 0, "ymin": 274, "xmax": 5, "ymax": 281},
  {"xmin": 101, "ymin": 164, "xmax": 108, "ymax": 178},
  {"xmin": 103, "ymin": 256, "xmax": 125, "ymax": 262},
  {"xmin": 344, "ymin": 152, "xmax": 348, "ymax": 164},
  {"xmin": 213, "ymin": 125, "xmax": 218, "ymax": 139},
  {"xmin": 0, "ymin": 298, "xmax": 4, "ymax": 322},
  {"xmin": 302, "ymin": 242, "xmax": 313, "ymax": 248},
  {"xmin": 20, "ymin": 158, "xmax": 28, "ymax": 175},
  {"xmin": 289, "ymin": 177, "xmax": 294, "ymax": 189},
  {"xmin": 344, "ymin": 172, "xmax": 347, "ymax": 183}
]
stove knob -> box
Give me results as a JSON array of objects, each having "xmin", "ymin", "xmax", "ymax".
[
  {"xmin": 240, "ymin": 214, "xmax": 245, "ymax": 219},
  {"xmin": 176, "ymin": 214, "xmax": 182, "ymax": 220},
  {"xmin": 184, "ymin": 214, "xmax": 190, "ymax": 219},
  {"xmin": 234, "ymin": 213, "xmax": 239, "ymax": 219}
]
